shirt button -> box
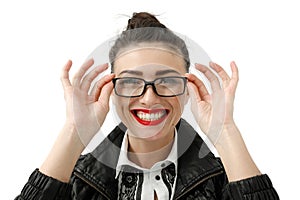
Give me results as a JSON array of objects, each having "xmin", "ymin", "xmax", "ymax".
[
  {"xmin": 155, "ymin": 175, "xmax": 160, "ymax": 181},
  {"xmin": 161, "ymin": 163, "xmax": 165, "ymax": 168}
]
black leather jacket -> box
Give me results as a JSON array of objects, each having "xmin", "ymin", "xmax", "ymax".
[{"xmin": 16, "ymin": 119, "xmax": 279, "ymax": 199}]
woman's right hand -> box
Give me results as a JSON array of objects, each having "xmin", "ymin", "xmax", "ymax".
[{"xmin": 61, "ymin": 59, "xmax": 115, "ymax": 145}]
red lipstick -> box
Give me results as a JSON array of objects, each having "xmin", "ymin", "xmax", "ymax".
[{"xmin": 131, "ymin": 109, "xmax": 169, "ymax": 126}]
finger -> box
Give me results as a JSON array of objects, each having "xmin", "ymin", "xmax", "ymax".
[
  {"xmin": 60, "ymin": 60, "xmax": 72, "ymax": 89},
  {"xmin": 80, "ymin": 63, "xmax": 109, "ymax": 92},
  {"xmin": 187, "ymin": 81, "xmax": 201, "ymax": 102},
  {"xmin": 230, "ymin": 61, "xmax": 239, "ymax": 84},
  {"xmin": 195, "ymin": 63, "xmax": 221, "ymax": 92},
  {"xmin": 210, "ymin": 62, "xmax": 230, "ymax": 83},
  {"xmin": 91, "ymin": 73, "xmax": 115, "ymax": 101},
  {"xmin": 98, "ymin": 81, "xmax": 114, "ymax": 104},
  {"xmin": 185, "ymin": 73, "xmax": 210, "ymax": 102},
  {"xmin": 72, "ymin": 58, "xmax": 94, "ymax": 87}
]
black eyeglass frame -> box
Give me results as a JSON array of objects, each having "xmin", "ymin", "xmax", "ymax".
[{"xmin": 112, "ymin": 76, "xmax": 188, "ymax": 98}]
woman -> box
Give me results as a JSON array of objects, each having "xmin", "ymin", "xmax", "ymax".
[{"xmin": 16, "ymin": 12, "xmax": 279, "ymax": 199}]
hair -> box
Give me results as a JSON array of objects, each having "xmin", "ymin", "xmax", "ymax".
[{"xmin": 109, "ymin": 12, "xmax": 190, "ymax": 72}]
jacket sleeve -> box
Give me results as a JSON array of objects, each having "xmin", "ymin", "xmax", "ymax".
[
  {"xmin": 15, "ymin": 169, "xmax": 72, "ymax": 200},
  {"xmin": 222, "ymin": 174, "xmax": 280, "ymax": 200}
]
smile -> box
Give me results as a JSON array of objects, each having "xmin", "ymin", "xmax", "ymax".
[{"xmin": 131, "ymin": 109, "xmax": 169, "ymax": 126}]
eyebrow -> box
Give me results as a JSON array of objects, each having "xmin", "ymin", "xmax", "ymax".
[
  {"xmin": 118, "ymin": 69, "xmax": 180, "ymax": 76},
  {"xmin": 118, "ymin": 70, "xmax": 143, "ymax": 76},
  {"xmin": 155, "ymin": 69, "xmax": 180, "ymax": 76}
]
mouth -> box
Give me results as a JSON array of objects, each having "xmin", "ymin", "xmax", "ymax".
[{"xmin": 131, "ymin": 108, "xmax": 169, "ymax": 126}]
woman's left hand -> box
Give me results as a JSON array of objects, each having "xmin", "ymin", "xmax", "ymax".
[{"xmin": 185, "ymin": 61, "xmax": 239, "ymax": 143}]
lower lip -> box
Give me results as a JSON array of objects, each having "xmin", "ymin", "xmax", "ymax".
[{"xmin": 131, "ymin": 110, "xmax": 168, "ymax": 126}]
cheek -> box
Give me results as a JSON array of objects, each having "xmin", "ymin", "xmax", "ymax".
[
  {"xmin": 170, "ymin": 97, "xmax": 185, "ymax": 115},
  {"xmin": 114, "ymin": 96, "xmax": 135, "ymax": 114}
]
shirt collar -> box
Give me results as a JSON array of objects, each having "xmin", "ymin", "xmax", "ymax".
[{"xmin": 115, "ymin": 129, "xmax": 178, "ymax": 178}]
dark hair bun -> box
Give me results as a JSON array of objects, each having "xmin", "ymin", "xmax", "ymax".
[{"xmin": 126, "ymin": 12, "xmax": 166, "ymax": 30}]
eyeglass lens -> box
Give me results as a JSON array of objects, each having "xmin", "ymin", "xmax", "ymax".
[{"xmin": 114, "ymin": 77, "xmax": 186, "ymax": 97}]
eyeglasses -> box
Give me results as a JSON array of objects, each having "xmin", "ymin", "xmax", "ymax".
[{"xmin": 112, "ymin": 76, "xmax": 187, "ymax": 98}]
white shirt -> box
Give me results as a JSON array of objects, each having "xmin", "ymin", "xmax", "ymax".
[{"xmin": 115, "ymin": 130, "xmax": 178, "ymax": 200}]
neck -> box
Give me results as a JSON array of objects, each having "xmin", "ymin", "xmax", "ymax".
[{"xmin": 127, "ymin": 129, "xmax": 175, "ymax": 169}]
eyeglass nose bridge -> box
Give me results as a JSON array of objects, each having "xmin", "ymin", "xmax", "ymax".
[{"xmin": 141, "ymin": 80, "xmax": 159, "ymax": 96}]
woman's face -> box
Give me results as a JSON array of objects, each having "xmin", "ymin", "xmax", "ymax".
[{"xmin": 112, "ymin": 47, "xmax": 189, "ymax": 141}]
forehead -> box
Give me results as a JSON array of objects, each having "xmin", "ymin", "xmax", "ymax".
[{"xmin": 113, "ymin": 48, "xmax": 186, "ymax": 76}]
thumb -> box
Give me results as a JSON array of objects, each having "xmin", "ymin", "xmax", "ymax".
[
  {"xmin": 187, "ymin": 82, "xmax": 201, "ymax": 103},
  {"xmin": 98, "ymin": 81, "xmax": 114, "ymax": 105}
]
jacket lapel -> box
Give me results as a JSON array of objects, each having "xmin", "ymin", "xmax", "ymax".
[
  {"xmin": 174, "ymin": 119, "xmax": 224, "ymax": 199},
  {"xmin": 74, "ymin": 123, "xmax": 126, "ymax": 200}
]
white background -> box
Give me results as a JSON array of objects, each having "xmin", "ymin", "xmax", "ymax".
[{"xmin": 0, "ymin": 0, "xmax": 299, "ymax": 199}]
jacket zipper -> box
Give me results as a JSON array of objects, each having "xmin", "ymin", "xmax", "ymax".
[
  {"xmin": 174, "ymin": 170, "xmax": 224, "ymax": 200},
  {"xmin": 74, "ymin": 171, "xmax": 110, "ymax": 200}
]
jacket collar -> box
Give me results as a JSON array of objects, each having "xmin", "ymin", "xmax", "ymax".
[{"xmin": 74, "ymin": 119, "xmax": 223, "ymax": 199}]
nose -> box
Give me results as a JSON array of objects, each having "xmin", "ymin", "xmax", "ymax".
[{"xmin": 139, "ymin": 85, "xmax": 160, "ymax": 105}]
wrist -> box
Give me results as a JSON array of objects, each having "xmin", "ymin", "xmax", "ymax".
[
  {"xmin": 215, "ymin": 121, "xmax": 239, "ymax": 151},
  {"xmin": 40, "ymin": 123, "xmax": 85, "ymax": 182},
  {"xmin": 222, "ymin": 121, "xmax": 238, "ymax": 133},
  {"xmin": 214, "ymin": 122, "xmax": 261, "ymax": 181},
  {"xmin": 60, "ymin": 123, "xmax": 85, "ymax": 152}
]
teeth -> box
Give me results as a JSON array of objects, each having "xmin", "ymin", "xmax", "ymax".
[{"xmin": 136, "ymin": 110, "xmax": 166, "ymax": 121}]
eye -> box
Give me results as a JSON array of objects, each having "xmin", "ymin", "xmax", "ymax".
[
  {"xmin": 118, "ymin": 78, "xmax": 142, "ymax": 86},
  {"xmin": 157, "ymin": 77, "xmax": 180, "ymax": 85}
]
